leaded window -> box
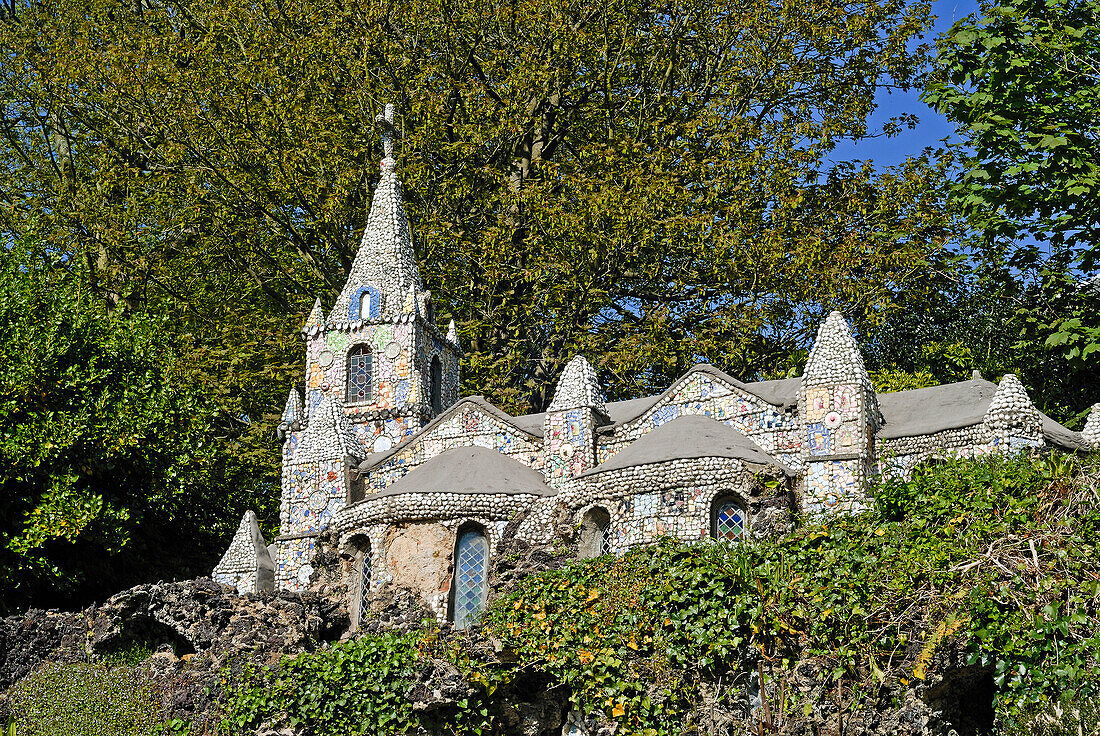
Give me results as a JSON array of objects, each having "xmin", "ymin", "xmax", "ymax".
[
  {"xmin": 430, "ymin": 356, "xmax": 443, "ymax": 414},
  {"xmin": 713, "ymin": 499, "xmax": 746, "ymax": 541},
  {"xmin": 347, "ymin": 345, "xmax": 372, "ymax": 403},
  {"xmin": 579, "ymin": 507, "xmax": 611, "ymax": 558},
  {"xmin": 453, "ymin": 529, "xmax": 489, "ymax": 629},
  {"xmin": 357, "ymin": 544, "xmax": 372, "ymax": 625}
]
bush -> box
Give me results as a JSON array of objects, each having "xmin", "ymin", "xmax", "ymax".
[{"xmin": 8, "ymin": 662, "xmax": 165, "ymax": 736}]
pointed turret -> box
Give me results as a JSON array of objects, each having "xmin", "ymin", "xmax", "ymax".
[
  {"xmin": 984, "ymin": 374, "xmax": 1043, "ymax": 447},
  {"xmin": 212, "ymin": 511, "xmax": 275, "ymax": 595},
  {"xmin": 299, "ymin": 392, "xmax": 362, "ymax": 459},
  {"xmin": 278, "ymin": 388, "xmax": 304, "ymax": 441},
  {"xmin": 800, "ymin": 311, "xmax": 875, "ymax": 392},
  {"xmin": 544, "ymin": 355, "xmax": 608, "ymax": 486},
  {"xmin": 548, "ymin": 355, "xmax": 608, "ymax": 416},
  {"xmin": 330, "ymin": 104, "xmax": 424, "ymax": 322},
  {"xmin": 446, "ymin": 319, "xmax": 461, "ymax": 350},
  {"xmin": 1082, "ymin": 404, "xmax": 1100, "ymax": 449},
  {"xmin": 797, "ymin": 312, "xmax": 877, "ymax": 515},
  {"xmin": 302, "ymin": 297, "xmax": 324, "ymax": 334}
]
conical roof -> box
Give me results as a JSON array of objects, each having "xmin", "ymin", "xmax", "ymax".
[
  {"xmin": 330, "ymin": 104, "xmax": 423, "ymax": 322},
  {"xmin": 547, "ymin": 355, "xmax": 607, "ymax": 414},
  {"xmin": 801, "ymin": 311, "xmax": 872, "ymax": 389},
  {"xmin": 299, "ymin": 392, "xmax": 362, "ymax": 459}
]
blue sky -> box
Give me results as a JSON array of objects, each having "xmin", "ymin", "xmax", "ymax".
[{"xmin": 829, "ymin": 0, "xmax": 983, "ymax": 168}]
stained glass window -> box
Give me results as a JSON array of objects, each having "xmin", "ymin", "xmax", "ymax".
[
  {"xmin": 453, "ymin": 529, "xmax": 489, "ymax": 629},
  {"xmin": 713, "ymin": 499, "xmax": 746, "ymax": 541},
  {"xmin": 347, "ymin": 345, "xmax": 372, "ymax": 403},
  {"xmin": 430, "ymin": 356, "xmax": 442, "ymax": 414},
  {"xmin": 357, "ymin": 545, "xmax": 372, "ymax": 626}
]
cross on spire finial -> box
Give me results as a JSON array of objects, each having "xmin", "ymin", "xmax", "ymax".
[{"xmin": 376, "ymin": 103, "xmax": 395, "ymax": 163}]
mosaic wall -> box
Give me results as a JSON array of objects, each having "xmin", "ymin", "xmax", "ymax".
[
  {"xmin": 362, "ymin": 401, "xmax": 545, "ymax": 492},
  {"xmin": 517, "ymin": 457, "xmax": 779, "ymax": 549},
  {"xmin": 595, "ymin": 371, "xmax": 801, "ymax": 471},
  {"xmin": 330, "ymin": 513, "xmax": 512, "ymax": 624}
]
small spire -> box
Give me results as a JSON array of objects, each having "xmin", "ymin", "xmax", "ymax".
[
  {"xmin": 446, "ymin": 319, "xmax": 460, "ymax": 349},
  {"xmin": 329, "ymin": 103, "xmax": 422, "ymax": 322},
  {"xmin": 402, "ymin": 283, "xmax": 419, "ymax": 315},
  {"xmin": 302, "ymin": 297, "xmax": 324, "ymax": 332},
  {"xmin": 984, "ymin": 373, "xmax": 1043, "ymax": 437},
  {"xmin": 801, "ymin": 311, "xmax": 872, "ymax": 389},
  {"xmin": 282, "ymin": 388, "xmax": 303, "ymax": 424},
  {"xmin": 211, "ymin": 511, "xmax": 275, "ymax": 595},
  {"xmin": 299, "ymin": 392, "xmax": 362, "ymax": 459},
  {"xmin": 1082, "ymin": 403, "xmax": 1100, "ymax": 449},
  {"xmin": 548, "ymin": 355, "xmax": 607, "ymax": 415}
]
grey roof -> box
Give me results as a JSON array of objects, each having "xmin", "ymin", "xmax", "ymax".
[
  {"xmin": 876, "ymin": 377, "xmax": 1087, "ymax": 450},
  {"xmin": 366, "ymin": 446, "xmax": 555, "ymax": 499},
  {"xmin": 581, "ymin": 415, "xmax": 791, "ymax": 477},
  {"xmin": 876, "ymin": 378, "xmax": 999, "ymax": 439}
]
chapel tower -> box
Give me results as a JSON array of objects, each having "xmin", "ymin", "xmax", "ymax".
[{"xmin": 272, "ymin": 104, "xmax": 462, "ymax": 591}]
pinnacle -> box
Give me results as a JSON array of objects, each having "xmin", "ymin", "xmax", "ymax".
[
  {"xmin": 302, "ymin": 297, "xmax": 324, "ymax": 332},
  {"xmin": 801, "ymin": 311, "xmax": 871, "ymax": 388},
  {"xmin": 446, "ymin": 319, "xmax": 460, "ymax": 350},
  {"xmin": 299, "ymin": 392, "xmax": 361, "ymax": 459},
  {"xmin": 548, "ymin": 355, "xmax": 607, "ymax": 415},
  {"xmin": 281, "ymin": 388, "xmax": 303, "ymax": 425},
  {"xmin": 329, "ymin": 104, "xmax": 423, "ymax": 323},
  {"xmin": 984, "ymin": 373, "xmax": 1042, "ymax": 436}
]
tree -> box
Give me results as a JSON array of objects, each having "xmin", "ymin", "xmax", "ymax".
[
  {"xmin": 920, "ymin": 0, "xmax": 1099, "ymax": 414},
  {"xmin": 0, "ymin": 236, "xmax": 279, "ymax": 612},
  {"xmin": 0, "ymin": 0, "xmax": 955, "ymax": 415},
  {"xmin": 924, "ymin": 0, "xmax": 1100, "ymax": 264}
]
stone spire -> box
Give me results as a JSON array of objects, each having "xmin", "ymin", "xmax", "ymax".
[
  {"xmin": 278, "ymin": 388, "xmax": 303, "ymax": 441},
  {"xmin": 330, "ymin": 103, "xmax": 424, "ymax": 323},
  {"xmin": 211, "ymin": 511, "xmax": 275, "ymax": 595},
  {"xmin": 548, "ymin": 355, "xmax": 607, "ymax": 416},
  {"xmin": 983, "ymin": 373, "xmax": 1043, "ymax": 438},
  {"xmin": 801, "ymin": 311, "xmax": 873, "ymax": 391},
  {"xmin": 446, "ymin": 319, "xmax": 461, "ymax": 350},
  {"xmin": 1080, "ymin": 404, "xmax": 1100, "ymax": 449},
  {"xmin": 302, "ymin": 297, "xmax": 324, "ymax": 334},
  {"xmin": 299, "ymin": 392, "xmax": 361, "ymax": 459}
]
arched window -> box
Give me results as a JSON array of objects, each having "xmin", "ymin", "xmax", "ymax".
[
  {"xmin": 452, "ymin": 527, "xmax": 489, "ymax": 629},
  {"xmin": 430, "ymin": 356, "xmax": 443, "ymax": 414},
  {"xmin": 578, "ymin": 507, "xmax": 611, "ymax": 558},
  {"xmin": 347, "ymin": 345, "xmax": 372, "ymax": 403},
  {"xmin": 356, "ymin": 542, "xmax": 372, "ymax": 628},
  {"xmin": 359, "ymin": 291, "xmax": 373, "ymax": 319},
  {"xmin": 712, "ymin": 497, "xmax": 747, "ymax": 542}
]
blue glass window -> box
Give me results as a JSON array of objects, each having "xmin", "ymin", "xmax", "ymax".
[
  {"xmin": 453, "ymin": 529, "xmax": 489, "ymax": 629},
  {"xmin": 347, "ymin": 346, "xmax": 372, "ymax": 403},
  {"xmin": 713, "ymin": 499, "xmax": 746, "ymax": 541}
]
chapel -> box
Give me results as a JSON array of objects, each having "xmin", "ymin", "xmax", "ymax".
[{"xmin": 212, "ymin": 106, "xmax": 1100, "ymax": 628}]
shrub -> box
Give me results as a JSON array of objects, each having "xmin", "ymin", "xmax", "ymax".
[{"xmin": 8, "ymin": 662, "xmax": 165, "ymax": 736}]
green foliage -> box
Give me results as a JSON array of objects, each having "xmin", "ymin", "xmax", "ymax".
[
  {"xmin": 925, "ymin": 0, "xmax": 1100, "ymax": 264},
  {"xmin": 221, "ymin": 633, "xmax": 424, "ymax": 735},
  {"xmin": 215, "ymin": 455, "xmax": 1100, "ymax": 735},
  {"xmin": 0, "ymin": 236, "xmax": 279, "ymax": 613},
  {"xmin": 487, "ymin": 454, "xmax": 1100, "ymax": 733},
  {"xmin": 7, "ymin": 662, "xmax": 165, "ymax": 736}
]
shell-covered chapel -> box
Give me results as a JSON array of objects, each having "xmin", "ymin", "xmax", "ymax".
[{"xmin": 213, "ymin": 108, "xmax": 1100, "ymax": 627}]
